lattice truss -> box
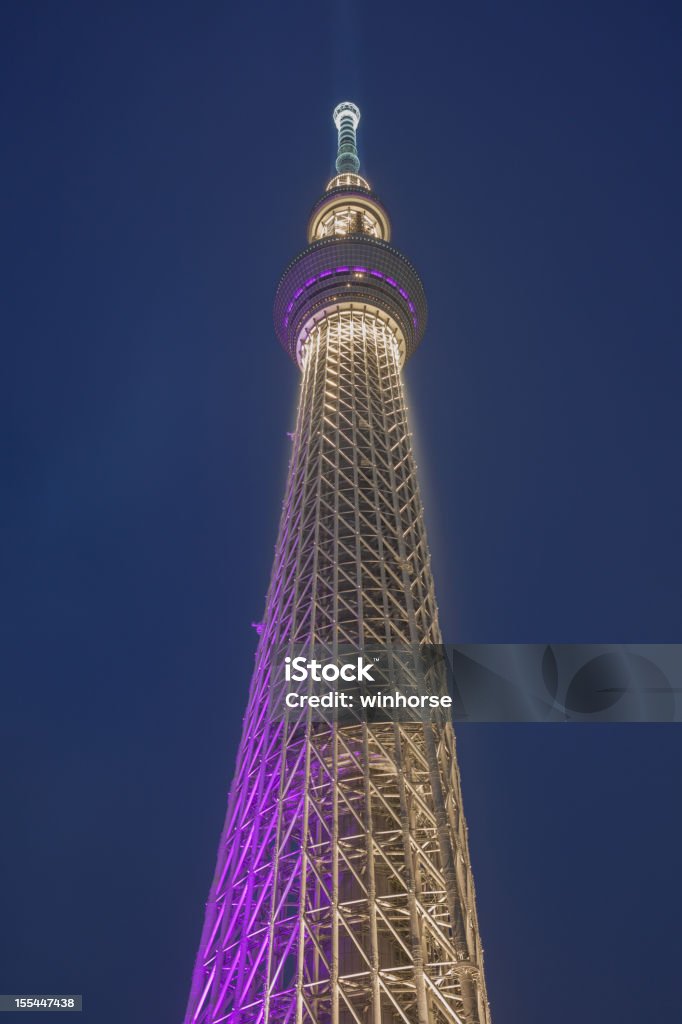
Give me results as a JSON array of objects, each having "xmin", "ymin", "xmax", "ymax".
[{"xmin": 184, "ymin": 311, "xmax": 491, "ymax": 1024}]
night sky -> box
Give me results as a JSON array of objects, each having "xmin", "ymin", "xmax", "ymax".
[{"xmin": 2, "ymin": 2, "xmax": 681, "ymax": 1022}]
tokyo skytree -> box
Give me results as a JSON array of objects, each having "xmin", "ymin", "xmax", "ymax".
[{"xmin": 183, "ymin": 103, "xmax": 492, "ymax": 1024}]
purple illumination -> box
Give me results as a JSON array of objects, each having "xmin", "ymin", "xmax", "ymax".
[
  {"xmin": 183, "ymin": 402, "xmax": 339, "ymax": 1024},
  {"xmin": 283, "ymin": 266, "xmax": 419, "ymax": 336}
]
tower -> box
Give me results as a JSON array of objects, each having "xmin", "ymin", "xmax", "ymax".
[{"xmin": 183, "ymin": 104, "xmax": 491, "ymax": 1024}]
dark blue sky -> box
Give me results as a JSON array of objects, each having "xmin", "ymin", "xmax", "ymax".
[{"xmin": 2, "ymin": 2, "xmax": 681, "ymax": 1021}]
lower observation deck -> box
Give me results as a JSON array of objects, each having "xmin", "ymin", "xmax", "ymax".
[{"xmin": 274, "ymin": 235, "xmax": 428, "ymax": 366}]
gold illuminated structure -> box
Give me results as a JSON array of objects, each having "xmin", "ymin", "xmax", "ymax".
[{"xmin": 183, "ymin": 103, "xmax": 492, "ymax": 1024}]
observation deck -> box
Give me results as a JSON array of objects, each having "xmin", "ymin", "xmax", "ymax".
[{"xmin": 273, "ymin": 102, "xmax": 427, "ymax": 368}]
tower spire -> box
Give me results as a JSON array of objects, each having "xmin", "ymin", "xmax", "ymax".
[{"xmin": 333, "ymin": 101, "xmax": 361, "ymax": 174}]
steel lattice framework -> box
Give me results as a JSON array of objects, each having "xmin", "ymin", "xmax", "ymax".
[{"xmin": 183, "ymin": 105, "xmax": 491, "ymax": 1024}]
